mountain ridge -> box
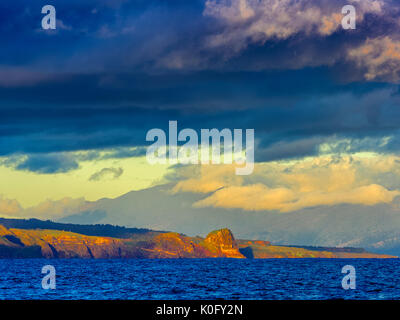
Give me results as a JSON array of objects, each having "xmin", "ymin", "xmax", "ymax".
[
  {"xmin": 54, "ymin": 184, "xmax": 400, "ymax": 256},
  {"xmin": 0, "ymin": 218, "xmax": 395, "ymax": 259}
]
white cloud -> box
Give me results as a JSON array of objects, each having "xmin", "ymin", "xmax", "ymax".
[
  {"xmin": 0, "ymin": 196, "xmax": 93, "ymax": 220},
  {"xmin": 0, "ymin": 195, "xmax": 22, "ymax": 216}
]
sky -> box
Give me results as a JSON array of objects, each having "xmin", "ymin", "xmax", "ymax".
[{"xmin": 1, "ymin": 0, "xmax": 400, "ymax": 221}]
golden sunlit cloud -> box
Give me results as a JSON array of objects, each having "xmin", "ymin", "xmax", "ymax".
[
  {"xmin": 194, "ymin": 183, "xmax": 399, "ymax": 212},
  {"xmin": 172, "ymin": 153, "xmax": 400, "ymax": 212},
  {"xmin": 348, "ymin": 36, "xmax": 400, "ymax": 81},
  {"xmin": 2, "ymin": 143, "xmax": 400, "ymax": 218}
]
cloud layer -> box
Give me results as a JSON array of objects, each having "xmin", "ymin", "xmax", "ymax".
[
  {"xmin": 1, "ymin": 0, "xmax": 400, "ymax": 216},
  {"xmin": 203, "ymin": 0, "xmax": 382, "ymax": 47},
  {"xmin": 0, "ymin": 0, "xmax": 400, "ymax": 162},
  {"xmin": 173, "ymin": 154, "xmax": 400, "ymax": 212},
  {"xmin": 348, "ymin": 37, "xmax": 400, "ymax": 81}
]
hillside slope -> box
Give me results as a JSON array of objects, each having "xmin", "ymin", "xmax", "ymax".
[{"xmin": 0, "ymin": 221, "xmax": 395, "ymax": 259}]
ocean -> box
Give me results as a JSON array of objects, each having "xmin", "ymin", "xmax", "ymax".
[{"xmin": 0, "ymin": 258, "xmax": 398, "ymax": 300}]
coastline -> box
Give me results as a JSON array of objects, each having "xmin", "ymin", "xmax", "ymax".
[{"xmin": 0, "ymin": 220, "xmax": 395, "ymax": 259}]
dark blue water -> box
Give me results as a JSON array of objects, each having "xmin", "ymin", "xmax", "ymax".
[{"xmin": 0, "ymin": 259, "xmax": 398, "ymax": 300}]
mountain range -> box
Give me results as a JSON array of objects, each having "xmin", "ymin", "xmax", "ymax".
[{"xmin": 48, "ymin": 184, "xmax": 400, "ymax": 256}]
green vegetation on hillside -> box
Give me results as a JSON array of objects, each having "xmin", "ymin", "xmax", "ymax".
[{"xmin": 0, "ymin": 218, "xmax": 157, "ymax": 238}]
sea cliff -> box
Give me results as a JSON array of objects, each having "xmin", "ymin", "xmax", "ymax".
[{"xmin": 0, "ymin": 220, "xmax": 395, "ymax": 259}]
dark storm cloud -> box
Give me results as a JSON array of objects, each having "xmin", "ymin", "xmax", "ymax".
[
  {"xmin": 0, "ymin": 0, "xmax": 400, "ymax": 168},
  {"xmin": 0, "ymin": 69, "xmax": 399, "ymax": 159},
  {"xmin": 89, "ymin": 167, "xmax": 123, "ymax": 181},
  {"xmin": 14, "ymin": 153, "xmax": 79, "ymax": 173},
  {"xmin": 0, "ymin": 0, "xmax": 205, "ymax": 74}
]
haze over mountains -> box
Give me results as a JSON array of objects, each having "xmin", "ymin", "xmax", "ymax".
[{"xmin": 53, "ymin": 183, "xmax": 400, "ymax": 256}]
